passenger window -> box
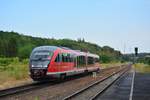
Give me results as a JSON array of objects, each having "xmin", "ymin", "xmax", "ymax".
[
  {"xmin": 62, "ymin": 53, "xmax": 67, "ymax": 62},
  {"xmin": 61, "ymin": 53, "xmax": 74, "ymax": 62},
  {"xmin": 62, "ymin": 54, "xmax": 65, "ymax": 62},
  {"xmin": 70, "ymin": 54, "xmax": 74, "ymax": 62},
  {"xmin": 88, "ymin": 57, "xmax": 94, "ymax": 64},
  {"xmin": 67, "ymin": 54, "xmax": 70, "ymax": 62},
  {"xmin": 95, "ymin": 58, "xmax": 99, "ymax": 62},
  {"xmin": 62, "ymin": 53, "xmax": 71, "ymax": 62}
]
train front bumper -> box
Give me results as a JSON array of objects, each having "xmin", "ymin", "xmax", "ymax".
[{"xmin": 30, "ymin": 68, "xmax": 47, "ymax": 80}]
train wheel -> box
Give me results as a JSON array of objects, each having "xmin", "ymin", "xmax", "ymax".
[
  {"xmin": 84, "ymin": 70, "xmax": 88, "ymax": 75},
  {"xmin": 60, "ymin": 74, "xmax": 66, "ymax": 80},
  {"xmin": 96, "ymin": 68, "xmax": 100, "ymax": 73}
]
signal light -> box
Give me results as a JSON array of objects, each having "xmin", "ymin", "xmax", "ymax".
[{"xmin": 135, "ymin": 47, "xmax": 138, "ymax": 56}]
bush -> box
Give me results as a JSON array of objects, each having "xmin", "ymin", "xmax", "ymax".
[
  {"xmin": 0, "ymin": 57, "xmax": 20, "ymax": 70},
  {"xmin": 18, "ymin": 44, "xmax": 35, "ymax": 59},
  {"xmin": 100, "ymin": 55, "xmax": 113, "ymax": 63},
  {"xmin": 0, "ymin": 58, "xmax": 12, "ymax": 66},
  {"xmin": 6, "ymin": 64, "xmax": 28, "ymax": 80},
  {"xmin": 22, "ymin": 59, "xmax": 29, "ymax": 64},
  {"xmin": 0, "ymin": 57, "xmax": 29, "ymax": 80}
]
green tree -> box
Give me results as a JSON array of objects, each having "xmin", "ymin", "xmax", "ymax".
[
  {"xmin": 18, "ymin": 44, "xmax": 35, "ymax": 59},
  {"xmin": 8, "ymin": 37, "xmax": 18, "ymax": 57},
  {"xmin": 0, "ymin": 30, "xmax": 123, "ymax": 62}
]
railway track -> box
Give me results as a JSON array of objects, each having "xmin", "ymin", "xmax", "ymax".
[
  {"xmin": 0, "ymin": 76, "xmax": 85, "ymax": 98},
  {"xmin": 63, "ymin": 64, "xmax": 131, "ymax": 100},
  {"xmin": 0, "ymin": 81, "xmax": 56, "ymax": 98},
  {"xmin": 0, "ymin": 65, "xmax": 130, "ymax": 99},
  {"xmin": 0, "ymin": 71, "xmax": 98, "ymax": 98}
]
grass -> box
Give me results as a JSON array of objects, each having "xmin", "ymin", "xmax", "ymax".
[
  {"xmin": 0, "ymin": 58, "xmax": 122, "ymax": 81},
  {"xmin": 0, "ymin": 58, "xmax": 30, "ymax": 88},
  {"xmin": 100, "ymin": 62, "xmax": 127, "ymax": 69},
  {"xmin": 134, "ymin": 63, "xmax": 150, "ymax": 73},
  {"xmin": 0, "ymin": 57, "xmax": 126, "ymax": 89}
]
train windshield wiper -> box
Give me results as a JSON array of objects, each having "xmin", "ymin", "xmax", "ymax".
[
  {"xmin": 31, "ymin": 58, "xmax": 41, "ymax": 61},
  {"xmin": 31, "ymin": 57, "xmax": 50, "ymax": 61}
]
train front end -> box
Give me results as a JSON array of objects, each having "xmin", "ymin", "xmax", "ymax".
[{"xmin": 29, "ymin": 46, "xmax": 56, "ymax": 81}]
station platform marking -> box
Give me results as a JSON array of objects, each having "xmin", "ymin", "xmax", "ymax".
[{"xmin": 129, "ymin": 69, "xmax": 135, "ymax": 100}]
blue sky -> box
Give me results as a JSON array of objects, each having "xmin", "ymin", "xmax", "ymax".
[{"xmin": 0, "ymin": 0, "xmax": 150, "ymax": 53}]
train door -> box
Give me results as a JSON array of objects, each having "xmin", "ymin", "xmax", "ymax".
[
  {"xmin": 54, "ymin": 53, "xmax": 62, "ymax": 72},
  {"xmin": 74, "ymin": 56, "xmax": 77, "ymax": 68},
  {"xmin": 77, "ymin": 56, "xmax": 80, "ymax": 68},
  {"xmin": 76, "ymin": 56, "xmax": 86, "ymax": 69}
]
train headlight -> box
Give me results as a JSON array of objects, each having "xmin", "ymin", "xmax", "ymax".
[
  {"xmin": 43, "ymin": 65, "xmax": 47, "ymax": 68},
  {"xmin": 32, "ymin": 65, "xmax": 35, "ymax": 67}
]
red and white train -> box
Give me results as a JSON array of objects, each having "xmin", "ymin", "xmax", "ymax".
[{"xmin": 29, "ymin": 46, "xmax": 100, "ymax": 81}]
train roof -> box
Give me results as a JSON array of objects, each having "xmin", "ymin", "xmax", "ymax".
[
  {"xmin": 32, "ymin": 46, "xmax": 99, "ymax": 58},
  {"xmin": 88, "ymin": 53, "xmax": 99, "ymax": 58},
  {"xmin": 32, "ymin": 46, "xmax": 59, "ymax": 52}
]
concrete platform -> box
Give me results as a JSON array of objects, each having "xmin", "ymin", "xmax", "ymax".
[
  {"xmin": 96, "ymin": 72, "xmax": 132, "ymax": 100},
  {"xmin": 96, "ymin": 71, "xmax": 150, "ymax": 100},
  {"xmin": 133, "ymin": 73, "xmax": 150, "ymax": 100}
]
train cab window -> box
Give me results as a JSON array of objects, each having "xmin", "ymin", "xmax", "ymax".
[{"xmin": 55, "ymin": 54, "xmax": 61, "ymax": 62}]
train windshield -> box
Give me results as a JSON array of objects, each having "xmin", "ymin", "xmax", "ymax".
[
  {"xmin": 30, "ymin": 51, "xmax": 53, "ymax": 60},
  {"xmin": 30, "ymin": 51, "xmax": 53, "ymax": 68}
]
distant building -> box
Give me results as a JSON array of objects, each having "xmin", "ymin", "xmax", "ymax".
[{"xmin": 145, "ymin": 55, "xmax": 150, "ymax": 58}]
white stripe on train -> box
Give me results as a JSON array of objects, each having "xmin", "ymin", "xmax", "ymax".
[{"xmin": 46, "ymin": 67, "xmax": 99, "ymax": 77}]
